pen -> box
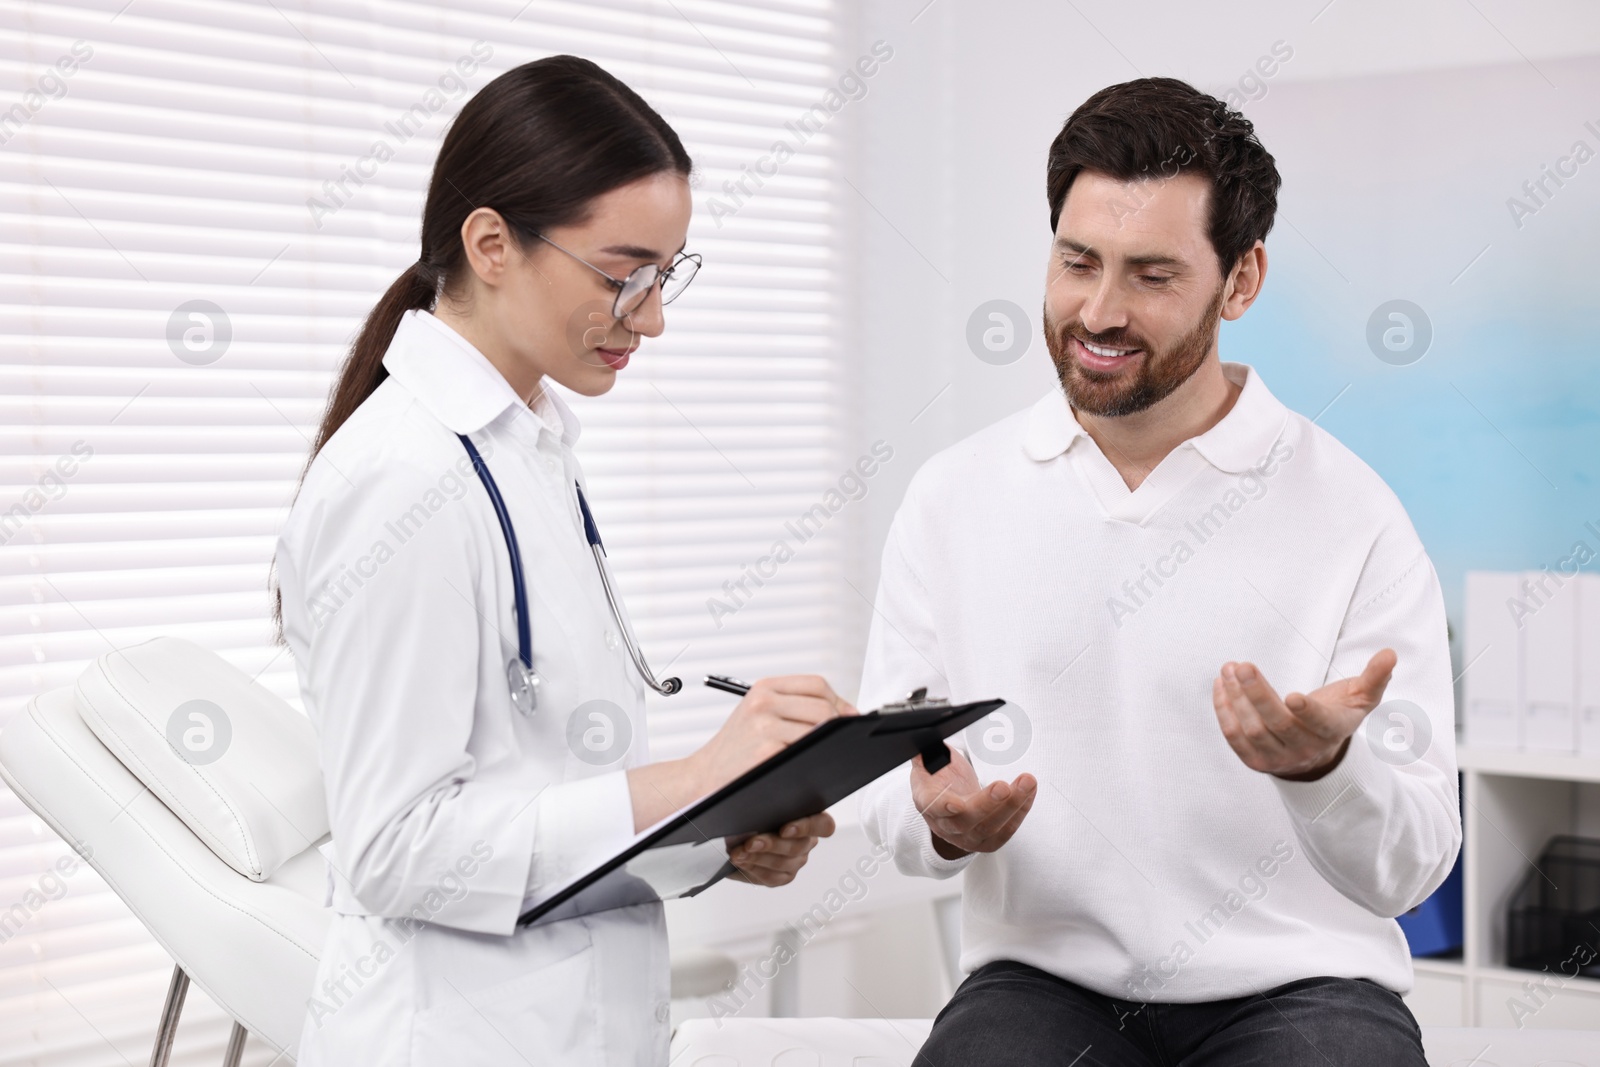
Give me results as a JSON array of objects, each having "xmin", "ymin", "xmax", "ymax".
[
  {"xmin": 704, "ymin": 674, "xmax": 751, "ymax": 697},
  {"xmin": 702, "ymin": 675, "xmax": 752, "ymax": 887}
]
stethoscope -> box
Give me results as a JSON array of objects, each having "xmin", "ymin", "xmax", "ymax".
[{"xmin": 457, "ymin": 433, "xmax": 683, "ymax": 714}]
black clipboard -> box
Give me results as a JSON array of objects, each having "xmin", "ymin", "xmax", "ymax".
[{"xmin": 516, "ymin": 695, "xmax": 1005, "ymax": 928}]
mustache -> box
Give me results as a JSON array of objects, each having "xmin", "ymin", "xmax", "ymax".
[{"xmin": 1053, "ymin": 319, "xmax": 1147, "ymax": 352}]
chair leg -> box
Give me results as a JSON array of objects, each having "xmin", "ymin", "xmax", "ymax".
[
  {"xmin": 221, "ymin": 1021, "xmax": 247, "ymax": 1067},
  {"xmin": 148, "ymin": 965, "xmax": 190, "ymax": 1067}
]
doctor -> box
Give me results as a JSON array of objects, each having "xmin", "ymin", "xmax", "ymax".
[{"xmin": 273, "ymin": 55, "xmax": 852, "ymax": 1065}]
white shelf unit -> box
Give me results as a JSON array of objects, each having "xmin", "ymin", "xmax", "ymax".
[{"xmin": 1402, "ymin": 745, "xmax": 1600, "ymax": 1029}]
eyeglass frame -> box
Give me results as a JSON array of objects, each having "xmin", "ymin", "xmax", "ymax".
[{"xmin": 534, "ymin": 233, "xmax": 700, "ymax": 320}]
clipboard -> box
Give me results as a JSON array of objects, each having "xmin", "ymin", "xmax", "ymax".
[{"xmin": 517, "ymin": 694, "xmax": 1006, "ymax": 928}]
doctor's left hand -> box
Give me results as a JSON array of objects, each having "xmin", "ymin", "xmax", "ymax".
[
  {"xmin": 726, "ymin": 812, "xmax": 835, "ymax": 887},
  {"xmin": 1211, "ymin": 648, "xmax": 1398, "ymax": 782}
]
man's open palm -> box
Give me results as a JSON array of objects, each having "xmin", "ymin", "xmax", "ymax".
[
  {"xmin": 1212, "ymin": 649, "xmax": 1398, "ymax": 780},
  {"xmin": 911, "ymin": 745, "xmax": 1037, "ymax": 860}
]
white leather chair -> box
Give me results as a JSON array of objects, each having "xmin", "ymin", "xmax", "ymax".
[
  {"xmin": 0, "ymin": 638, "xmax": 333, "ymax": 1065},
  {"xmin": 0, "ymin": 636, "xmax": 745, "ymax": 1066},
  {"xmin": 669, "ymin": 1017, "xmax": 1600, "ymax": 1066}
]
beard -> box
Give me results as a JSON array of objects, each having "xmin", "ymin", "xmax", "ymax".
[{"xmin": 1043, "ymin": 283, "xmax": 1225, "ymax": 418}]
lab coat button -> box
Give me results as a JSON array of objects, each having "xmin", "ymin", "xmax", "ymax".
[
  {"xmin": 604, "ymin": 629, "xmax": 619, "ymax": 651},
  {"xmin": 655, "ymin": 1002, "xmax": 670, "ymax": 1023}
]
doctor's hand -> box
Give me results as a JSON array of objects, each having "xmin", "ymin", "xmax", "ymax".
[
  {"xmin": 727, "ymin": 812, "xmax": 836, "ymax": 887},
  {"xmin": 1212, "ymin": 648, "xmax": 1398, "ymax": 781},
  {"xmin": 688, "ymin": 675, "xmax": 857, "ymax": 795},
  {"xmin": 628, "ymin": 676, "xmax": 856, "ymax": 834},
  {"xmin": 912, "ymin": 746, "xmax": 1036, "ymax": 862}
]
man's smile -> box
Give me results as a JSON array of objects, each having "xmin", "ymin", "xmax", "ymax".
[{"xmin": 1071, "ymin": 334, "xmax": 1144, "ymax": 372}]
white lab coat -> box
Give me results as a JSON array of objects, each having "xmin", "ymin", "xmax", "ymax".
[{"xmin": 275, "ymin": 309, "xmax": 670, "ymax": 1065}]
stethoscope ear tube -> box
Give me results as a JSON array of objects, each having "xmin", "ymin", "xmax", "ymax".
[
  {"xmin": 575, "ymin": 479, "xmax": 681, "ymax": 696},
  {"xmin": 584, "ymin": 535, "xmax": 682, "ymax": 696}
]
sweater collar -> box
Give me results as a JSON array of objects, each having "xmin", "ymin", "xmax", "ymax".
[{"xmin": 1022, "ymin": 362, "xmax": 1289, "ymax": 473}]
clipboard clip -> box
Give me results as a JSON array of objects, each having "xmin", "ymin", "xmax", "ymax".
[
  {"xmin": 879, "ymin": 688, "xmax": 956, "ymax": 773},
  {"xmin": 879, "ymin": 686, "xmax": 950, "ymax": 713}
]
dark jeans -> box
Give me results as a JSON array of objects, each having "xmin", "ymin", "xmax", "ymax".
[{"xmin": 915, "ymin": 960, "xmax": 1428, "ymax": 1067}]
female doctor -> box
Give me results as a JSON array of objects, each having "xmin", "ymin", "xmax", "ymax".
[{"xmin": 273, "ymin": 55, "xmax": 855, "ymax": 1065}]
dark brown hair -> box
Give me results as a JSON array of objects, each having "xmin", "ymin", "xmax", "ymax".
[
  {"xmin": 272, "ymin": 54, "xmax": 692, "ymax": 639},
  {"xmin": 1046, "ymin": 77, "xmax": 1280, "ymax": 279}
]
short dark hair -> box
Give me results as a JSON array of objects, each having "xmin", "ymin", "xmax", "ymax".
[{"xmin": 1046, "ymin": 77, "xmax": 1280, "ymax": 280}]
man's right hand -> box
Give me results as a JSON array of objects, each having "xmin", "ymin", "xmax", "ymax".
[{"xmin": 911, "ymin": 746, "xmax": 1036, "ymax": 860}]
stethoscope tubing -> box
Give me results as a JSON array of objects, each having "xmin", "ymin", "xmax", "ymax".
[
  {"xmin": 582, "ymin": 533, "xmax": 683, "ymax": 696},
  {"xmin": 458, "ymin": 434, "xmax": 532, "ymax": 671},
  {"xmin": 458, "ymin": 432, "xmax": 682, "ymax": 703}
]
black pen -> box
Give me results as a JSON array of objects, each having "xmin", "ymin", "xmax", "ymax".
[
  {"xmin": 702, "ymin": 674, "xmax": 753, "ymax": 886},
  {"xmin": 704, "ymin": 674, "xmax": 751, "ymax": 696}
]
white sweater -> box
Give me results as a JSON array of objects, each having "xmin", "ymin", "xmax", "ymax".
[{"xmin": 858, "ymin": 363, "xmax": 1460, "ymax": 1002}]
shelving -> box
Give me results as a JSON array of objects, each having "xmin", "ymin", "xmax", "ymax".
[
  {"xmin": 1458, "ymin": 746, "xmax": 1600, "ymax": 785},
  {"xmin": 1400, "ymin": 746, "xmax": 1600, "ymax": 1029}
]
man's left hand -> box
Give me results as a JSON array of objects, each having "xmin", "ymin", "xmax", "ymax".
[{"xmin": 1211, "ymin": 649, "xmax": 1398, "ymax": 781}]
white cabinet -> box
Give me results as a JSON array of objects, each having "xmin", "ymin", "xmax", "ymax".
[
  {"xmin": 1403, "ymin": 747, "xmax": 1600, "ymax": 1029},
  {"xmin": 1407, "ymin": 959, "xmax": 1468, "ymax": 1026}
]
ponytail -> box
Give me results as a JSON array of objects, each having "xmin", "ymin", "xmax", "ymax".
[{"xmin": 311, "ymin": 260, "xmax": 439, "ymax": 458}]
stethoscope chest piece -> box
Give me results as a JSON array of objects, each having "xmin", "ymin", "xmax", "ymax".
[{"xmin": 508, "ymin": 659, "xmax": 541, "ymax": 716}]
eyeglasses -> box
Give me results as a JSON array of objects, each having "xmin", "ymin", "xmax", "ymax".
[{"xmin": 535, "ymin": 233, "xmax": 701, "ymax": 320}]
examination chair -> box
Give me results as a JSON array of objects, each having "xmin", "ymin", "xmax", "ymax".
[
  {"xmin": 0, "ymin": 636, "xmax": 742, "ymax": 1066},
  {"xmin": 0, "ymin": 637, "xmax": 331, "ymax": 1065}
]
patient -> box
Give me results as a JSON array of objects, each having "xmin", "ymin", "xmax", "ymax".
[{"xmin": 859, "ymin": 77, "xmax": 1457, "ymax": 1066}]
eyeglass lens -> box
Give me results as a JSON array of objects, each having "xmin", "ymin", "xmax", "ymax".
[{"xmin": 614, "ymin": 255, "xmax": 700, "ymax": 317}]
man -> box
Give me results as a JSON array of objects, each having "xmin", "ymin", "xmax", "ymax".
[{"xmin": 859, "ymin": 77, "xmax": 1458, "ymax": 1066}]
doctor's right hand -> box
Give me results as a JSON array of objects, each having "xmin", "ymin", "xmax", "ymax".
[
  {"xmin": 688, "ymin": 675, "xmax": 857, "ymax": 794},
  {"xmin": 626, "ymin": 675, "xmax": 855, "ymax": 833},
  {"xmin": 912, "ymin": 746, "xmax": 1036, "ymax": 861}
]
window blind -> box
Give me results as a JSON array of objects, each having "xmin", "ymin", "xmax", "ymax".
[{"xmin": 0, "ymin": 0, "xmax": 847, "ymax": 1061}]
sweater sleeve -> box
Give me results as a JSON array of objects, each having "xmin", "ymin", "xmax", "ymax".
[
  {"xmin": 1272, "ymin": 546, "xmax": 1462, "ymax": 917},
  {"xmin": 856, "ymin": 512, "xmax": 976, "ymax": 880}
]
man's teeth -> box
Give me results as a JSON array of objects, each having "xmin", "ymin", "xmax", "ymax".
[{"xmin": 1083, "ymin": 339, "xmax": 1136, "ymax": 358}]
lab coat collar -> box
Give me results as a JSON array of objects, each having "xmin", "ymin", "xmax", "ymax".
[
  {"xmin": 1021, "ymin": 361, "xmax": 1288, "ymax": 473},
  {"xmin": 381, "ymin": 309, "xmax": 582, "ymax": 446}
]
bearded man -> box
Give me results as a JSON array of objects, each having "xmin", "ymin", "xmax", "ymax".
[{"xmin": 858, "ymin": 77, "xmax": 1457, "ymax": 1067}]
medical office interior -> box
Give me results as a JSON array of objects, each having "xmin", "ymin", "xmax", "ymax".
[{"xmin": 3, "ymin": 0, "xmax": 1600, "ymax": 1064}]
